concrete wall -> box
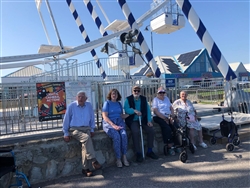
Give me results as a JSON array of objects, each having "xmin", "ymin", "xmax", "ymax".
[{"xmin": 0, "ymin": 125, "xmax": 164, "ymax": 187}]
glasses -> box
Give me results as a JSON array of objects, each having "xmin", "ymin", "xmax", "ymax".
[
  {"xmin": 158, "ymin": 92, "xmax": 165, "ymax": 94},
  {"xmin": 133, "ymin": 90, "xmax": 140, "ymax": 93}
]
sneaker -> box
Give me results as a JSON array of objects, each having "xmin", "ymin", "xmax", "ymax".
[
  {"xmin": 92, "ymin": 160, "xmax": 102, "ymax": 170},
  {"xmin": 82, "ymin": 169, "xmax": 93, "ymax": 177},
  {"xmin": 199, "ymin": 142, "xmax": 208, "ymax": 148},
  {"xmin": 146, "ymin": 151, "xmax": 159, "ymax": 159},
  {"xmin": 116, "ymin": 159, "xmax": 123, "ymax": 168},
  {"xmin": 136, "ymin": 153, "xmax": 143, "ymax": 163},
  {"xmin": 168, "ymin": 147, "xmax": 176, "ymax": 156},
  {"xmin": 122, "ymin": 155, "xmax": 130, "ymax": 167},
  {"xmin": 192, "ymin": 144, "xmax": 197, "ymax": 150}
]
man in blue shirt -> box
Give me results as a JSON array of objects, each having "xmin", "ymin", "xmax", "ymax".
[
  {"xmin": 63, "ymin": 91, "xmax": 102, "ymax": 177},
  {"xmin": 124, "ymin": 85, "xmax": 158, "ymax": 162}
]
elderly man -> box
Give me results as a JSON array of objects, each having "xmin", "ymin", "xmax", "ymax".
[
  {"xmin": 62, "ymin": 91, "xmax": 102, "ymax": 177},
  {"xmin": 124, "ymin": 85, "xmax": 158, "ymax": 162}
]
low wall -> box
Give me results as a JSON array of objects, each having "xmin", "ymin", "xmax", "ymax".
[{"xmin": 0, "ymin": 125, "xmax": 165, "ymax": 187}]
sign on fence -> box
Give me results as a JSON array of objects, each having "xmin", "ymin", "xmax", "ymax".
[
  {"xmin": 36, "ymin": 82, "xmax": 66, "ymax": 122},
  {"xmin": 165, "ymin": 79, "xmax": 175, "ymax": 88},
  {"xmin": 65, "ymin": 81, "xmax": 92, "ymax": 108}
]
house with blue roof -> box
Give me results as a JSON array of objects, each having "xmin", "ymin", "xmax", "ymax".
[{"xmin": 133, "ymin": 48, "xmax": 249, "ymax": 86}]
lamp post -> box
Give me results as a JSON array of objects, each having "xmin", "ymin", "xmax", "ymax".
[{"xmin": 145, "ymin": 25, "xmax": 153, "ymax": 56}]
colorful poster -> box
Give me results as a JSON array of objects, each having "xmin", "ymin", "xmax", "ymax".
[{"xmin": 36, "ymin": 82, "xmax": 66, "ymax": 122}]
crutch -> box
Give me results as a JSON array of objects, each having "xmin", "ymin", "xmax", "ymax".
[{"xmin": 139, "ymin": 116, "xmax": 145, "ymax": 159}]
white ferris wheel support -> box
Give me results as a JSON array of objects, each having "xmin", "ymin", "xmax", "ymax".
[{"xmin": 0, "ymin": 0, "xmax": 169, "ymax": 69}]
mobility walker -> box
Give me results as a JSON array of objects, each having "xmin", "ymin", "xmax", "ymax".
[
  {"xmin": 0, "ymin": 148, "xmax": 31, "ymax": 188},
  {"xmin": 210, "ymin": 108, "xmax": 240, "ymax": 152},
  {"xmin": 164, "ymin": 112, "xmax": 195, "ymax": 163}
]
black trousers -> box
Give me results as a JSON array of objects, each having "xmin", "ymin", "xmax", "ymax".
[
  {"xmin": 129, "ymin": 120, "xmax": 155, "ymax": 153},
  {"xmin": 153, "ymin": 116, "xmax": 174, "ymax": 144}
]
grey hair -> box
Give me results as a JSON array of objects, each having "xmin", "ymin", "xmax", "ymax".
[
  {"xmin": 77, "ymin": 90, "xmax": 86, "ymax": 96},
  {"xmin": 180, "ymin": 90, "xmax": 188, "ymax": 95}
]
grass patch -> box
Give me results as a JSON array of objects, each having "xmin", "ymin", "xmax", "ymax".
[{"xmin": 198, "ymin": 101, "xmax": 220, "ymax": 105}]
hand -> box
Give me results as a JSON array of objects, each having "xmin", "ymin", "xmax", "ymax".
[
  {"xmin": 90, "ymin": 132, "xmax": 95, "ymax": 137},
  {"xmin": 64, "ymin": 136, "xmax": 71, "ymax": 142},
  {"xmin": 164, "ymin": 117, "xmax": 169, "ymax": 122},
  {"xmin": 147, "ymin": 122, "xmax": 153, "ymax": 127},
  {"xmin": 134, "ymin": 110, "xmax": 142, "ymax": 116},
  {"xmin": 121, "ymin": 114, "xmax": 129, "ymax": 119},
  {"xmin": 113, "ymin": 124, "xmax": 123, "ymax": 131}
]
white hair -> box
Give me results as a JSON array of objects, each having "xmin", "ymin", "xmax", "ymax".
[{"xmin": 77, "ymin": 90, "xmax": 86, "ymax": 96}]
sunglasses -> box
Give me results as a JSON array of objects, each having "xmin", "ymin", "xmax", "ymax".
[
  {"xmin": 158, "ymin": 92, "xmax": 165, "ymax": 94},
  {"xmin": 133, "ymin": 90, "xmax": 140, "ymax": 93}
]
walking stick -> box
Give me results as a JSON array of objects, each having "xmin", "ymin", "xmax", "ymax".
[{"xmin": 139, "ymin": 116, "xmax": 145, "ymax": 159}]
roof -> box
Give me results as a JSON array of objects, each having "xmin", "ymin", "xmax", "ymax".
[
  {"xmin": 4, "ymin": 66, "xmax": 43, "ymax": 77},
  {"xmin": 132, "ymin": 49, "xmax": 204, "ymax": 76},
  {"xmin": 244, "ymin": 63, "xmax": 250, "ymax": 72},
  {"xmin": 133, "ymin": 65, "xmax": 152, "ymax": 76},
  {"xmin": 229, "ymin": 62, "xmax": 242, "ymax": 71},
  {"xmin": 174, "ymin": 49, "xmax": 202, "ymax": 72},
  {"xmin": 229, "ymin": 62, "xmax": 248, "ymax": 73},
  {"xmin": 155, "ymin": 56, "xmax": 182, "ymax": 74}
]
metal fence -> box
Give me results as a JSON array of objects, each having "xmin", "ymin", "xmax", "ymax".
[
  {"xmin": 0, "ymin": 79, "xmax": 249, "ymax": 136},
  {"xmin": 29, "ymin": 57, "xmax": 131, "ymax": 82}
]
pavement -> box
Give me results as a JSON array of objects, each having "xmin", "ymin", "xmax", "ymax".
[
  {"xmin": 31, "ymin": 136, "xmax": 250, "ymax": 188},
  {"xmin": 4, "ymin": 103, "xmax": 250, "ymax": 188}
]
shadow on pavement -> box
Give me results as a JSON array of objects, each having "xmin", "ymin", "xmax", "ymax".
[{"xmin": 32, "ymin": 139, "xmax": 250, "ymax": 188}]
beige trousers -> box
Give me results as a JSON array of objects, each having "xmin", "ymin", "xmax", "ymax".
[{"xmin": 70, "ymin": 126, "xmax": 96, "ymax": 170}]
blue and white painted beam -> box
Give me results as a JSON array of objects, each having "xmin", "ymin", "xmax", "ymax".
[
  {"xmin": 176, "ymin": 0, "xmax": 236, "ymax": 81},
  {"xmin": 66, "ymin": 0, "xmax": 107, "ymax": 80},
  {"xmin": 83, "ymin": 0, "xmax": 108, "ymax": 37},
  {"xmin": 118, "ymin": 0, "xmax": 161, "ymax": 78}
]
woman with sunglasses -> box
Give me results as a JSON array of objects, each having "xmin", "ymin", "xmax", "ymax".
[{"xmin": 152, "ymin": 87, "xmax": 178, "ymax": 156}]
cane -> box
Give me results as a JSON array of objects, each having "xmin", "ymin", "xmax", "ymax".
[{"xmin": 139, "ymin": 116, "xmax": 145, "ymax": 159}]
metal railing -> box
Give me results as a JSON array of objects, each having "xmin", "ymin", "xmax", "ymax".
[
  {"xmin": 30, "ymin": 57, "xmax": 131, "ymax": 82},
  {"xmin": 0, "ymin": 79, "xmax": 249, "ymax": 136}
]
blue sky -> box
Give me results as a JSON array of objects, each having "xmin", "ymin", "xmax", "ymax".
[{"xmin": 0, "ymin": 0, "xmax": 249, "ymax": 79}]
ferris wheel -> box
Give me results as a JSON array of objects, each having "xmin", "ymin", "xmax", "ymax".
[{"xmin": 0, "ymin": 0, "xmax": 236, "ymax": 81}]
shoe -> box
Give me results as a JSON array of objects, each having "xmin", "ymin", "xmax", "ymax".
[
  {"xmin": 136, "ymin": 153, "xmax": 143, "ymax": 163},
  {"xmin": 116, "ymin": 159, "xmax": 123, "ymax": 168},
  {"xmin": 167, "ymin": 147, "xmax": 176, "ymax": 156},
  {"xmin": 199, "ymin": 142, "xmax": 208, "ymax": 148},
  {"xmin": 146, "ymin": 151, "xmax": 159, "ymax": 159},
  {"xmin": 122, "ymin": 155, "xmax": 130, "ymax": 167},
  {"xmin": 192, "ymin": 144, "xmax": 197, "ymax": 150},
  {"xmin": 92, "ymin": 160, "xmax": 102, "ymax": 170},
  {"xmin": 82, "ymin": 169, "xmax": 93, "ymax": 177},
  {"xmin": 174, "ymin": 147, "xmax": 182, "ymax": 153}
]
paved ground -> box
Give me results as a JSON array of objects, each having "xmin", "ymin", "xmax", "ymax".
[{"xmin": 32, "ymin": 137, "xmax": 250, "ymax": 188}]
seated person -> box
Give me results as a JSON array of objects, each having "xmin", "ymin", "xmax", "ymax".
[
  {"xmin": 102, "ymin": 89, "xmax": 130, "ymax": 168},
  {"xmin": 152, "ymin": 87, "xmax": 179, "ymax": 155},
  {"xmin": 124, "ymin": 85, "xmax": 158, "ymax": 162},
  {"xmin": 62, "ymin": 91, "xmax": 102, "ymax": 177},
  {"xmin": 172, "ymin": 90, "xmax": 207, "ymax": 150}
]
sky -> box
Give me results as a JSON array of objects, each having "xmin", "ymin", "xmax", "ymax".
[{"xmin": 0, "ymin": 0, "xmax": 249, "ymax": 80}]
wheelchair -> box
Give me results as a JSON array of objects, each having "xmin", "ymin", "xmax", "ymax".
[{"xmin": 0, "ymin": 148, "xmax": 31, "ymax": 188}]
